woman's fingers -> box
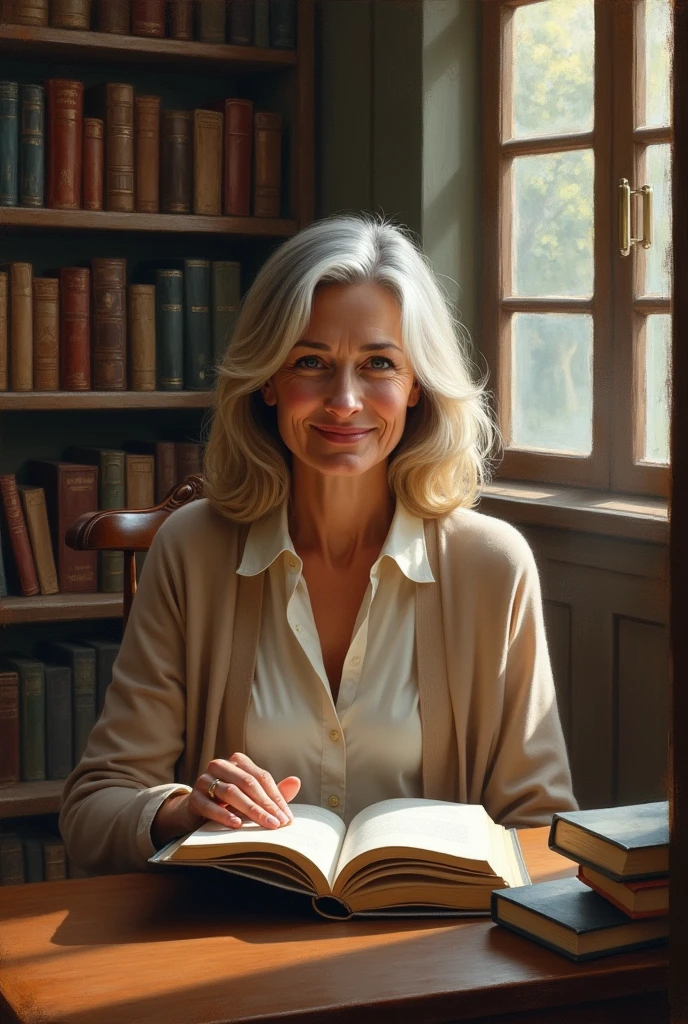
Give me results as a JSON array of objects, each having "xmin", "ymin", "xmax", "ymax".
[
  {"xmin": 227, "ymin": 753, "xmax": 296, "ymax": 823},
  {"xmin": 200, "ymin": 756, "xmax": 291, "ymax": 829},
  {"xmin": 277, "ymin": 776, "xmax": 301, "ymax": 804}
]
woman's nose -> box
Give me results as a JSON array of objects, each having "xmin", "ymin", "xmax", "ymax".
[{"xmin": 323, "ymin": 369, "xmax": 364, "ymax": 417}]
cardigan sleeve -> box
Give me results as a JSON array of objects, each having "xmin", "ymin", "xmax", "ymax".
[
  {"xmin": 482, "ymin": 539, "xmax": 578, "ymax": 827},
  {"xmin": 59, "ymin": 521, "xmax": 193, "ymax": 875}
]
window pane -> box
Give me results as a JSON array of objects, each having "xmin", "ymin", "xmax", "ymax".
[
  {"xmin": 642, "ymin": 143, "xmax": 672, "ymax": 297},
  {"xmin": 512, "ymin": 0, "xmax": 594, "ymax": 140},
  {"xmin": 513, "ymin": 150, "xmax": 594, "ymax": 297},
  {"xmin": 641, "ymin": 0, "xmax": 672, "ymax": 129},
  {"xmin": 511, "ymin": 313, "xmax": 593, "ymax": 454},
  {"xmin": 643, "ymin": 314, "xmax": 671, "ymax": 464}
]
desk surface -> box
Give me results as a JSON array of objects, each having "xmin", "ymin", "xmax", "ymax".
[{"xmin": 0, "ymin": 828, "xmax": 668, "ymax": 1024}]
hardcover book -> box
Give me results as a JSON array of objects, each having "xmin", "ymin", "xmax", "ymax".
[
  {"xmin": 96, "ymin": 0, "xmax": 129, "ymax": 33},
  {"xmin": 253, "ymin": 112, "xmax": 281, "ymax": 218},
  {"xmin": 548, "ymin": 801, "xmax": 669, "ymax": 881},
  {"xmin": 0, "ymin": 474, "xmax": 40, "ymax": 596},
  {"xmin": 50, "ymin": 0, "xmax": 92, "ymax": 30},
  {"xmin": 161, "ymin": 110, "xmax": 192, "ymax": 214},
  {"xmin": 28, "ymin": 460, "xmax": 98, "ymax": 592},
  {"xmin": 45, "ymin": 79, "xmax": 83, "ymax": 210},
  {"xmin": 196, "ymin": 0, "xmax": 226, "ymax": 43},
  {"xmin": 491, "ymin": 876, "xmax": 669, "ymax": 962},
  {"xmin": 253, "ymin": 0, "xmax": 269, "ymax": 48},
  {"xmin": 128, "ymin": 284, "xmax": 156, "ymax": 390},
  {"xmin": 184, "ymin": 259, "xmax": 213, "ymax": 389},
  {"xmin": 169, "ymin": 0, "xmax": 192, "ymax": 39},
  {"xmin": 87, "ymin": 82, "xmax": 135, "ymax": 213},
  {"xmin": 577, "ymin": 864, "xmax": 669, "ymax": 919},
  {"xmin": 193, "ymin": 109, "xmax": 223, "ymax": 216},
  {"xmin": 155, "ymin": 268, "xmax": 184, "ymax": 389},
  {"xmin": 2, "ymin": 261, "xmax": 33, "ymax": 391},
  {"xmin": 59, "ymin": 266, "xmax": 90, "ymax": 390},
  {"xmin": 211, "ymin": 260, "xmax": 241, "ymax": 365},
  {"xmin": 269, "ymin": 0, "xmax": 295, "ymax": 48},
  {"xmin": 0, "ymin": 270, "xmax": 7, "ymax": 390},
  {"xmin": 132, "ymin": 0, "xmax": 164, "ymax": 36},
  {"xmin": 32, "ymin": 277, "xmax": 59, "ymax": 390},
  {"xmin": 83, "ymin": 117, "xmax": 104, "ymax": 211},
  {"xmin": 40, "ymin": 641, "xmax": 96, "ymax": 765},
  {"xmin": 19, "ymin": 83, "xmax": 44, "ymax": 207},
  {"xmin": 17, "ymin": 485, "xmax": 59, "ymax": 595},
  {"xmin": 66, "ymin": 446, "xmax": 125, "ymax": 593},
  {"xmin": 82, "ymin": 638, "xmax": 120, "ymax": 716},
  {"xmin": 10, "ymin": 0, "xmax": 49, "ymax": 25},
  {"xmin": 0, "ymin": 832, "xmax": 24, "ymax": 885},
  {"xmin": 43, "ymin": 663, "xmax": 73, "ymax": 780},
  {"xmin": 126, "ymin": 439, "xmax": 176, "ymax": 503},
  {"xmin": 174, "ymin": 440, "xmax": 203, "ymax": 483},
  {"xmin": 151, "ymin": 798, "xmax": 529, "ymax": 918},
  {"xmin": 0, "ymin": 81, "xmax": 18, "ymax": 207},
  {"xmin": 0, "ymin": 670, "xmax": 19, "ymax": 785},
  {"xmin": 228, "ymin": 0, "xmax": 251, "ymax": 44},
  {"xmin": 91, "ymin": 257, "xmax": 127, "ymax": 390},
  {"xmin": 212, "ymin": 97, "xmax": 252, "ymax": 217},
  {"xmin": 1, "ymin": 656, "xmax": 45, "ymax": 781},
  {"xmin": 134, "ymin": 96, "xmax": 160, "ymax": 214}
]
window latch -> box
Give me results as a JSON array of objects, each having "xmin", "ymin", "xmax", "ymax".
[{"xmin": 619, "ymin": 178, "xmax": 654, "ymax": 257}]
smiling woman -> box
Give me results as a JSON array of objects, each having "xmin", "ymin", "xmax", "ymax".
[{"xmin": 59, "ymin": 214, "xmax": 577, "ymax": 876}]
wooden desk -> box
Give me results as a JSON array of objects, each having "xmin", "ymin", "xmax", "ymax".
[{"xmin": 0, "ymin": 828, "xmax": 668, "ymax": 1024}]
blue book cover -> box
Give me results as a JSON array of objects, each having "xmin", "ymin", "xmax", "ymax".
[{"xmin": 549, "ymin": 801, "xmax": 669, "ymax": 881}]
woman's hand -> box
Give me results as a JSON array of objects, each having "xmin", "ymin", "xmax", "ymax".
[{"xmin": 151, "ymin": 753, "xmax": 301, "ymax": 848}]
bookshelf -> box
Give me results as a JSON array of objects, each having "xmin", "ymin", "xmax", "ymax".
[{"xmin": 0, "ymin": 3, "xmax": 315, "ymax": 838}]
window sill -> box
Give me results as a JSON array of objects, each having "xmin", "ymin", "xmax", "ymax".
[{"xmin": 478, "ymin": 480, "xmax": 668, "ymax": 544}]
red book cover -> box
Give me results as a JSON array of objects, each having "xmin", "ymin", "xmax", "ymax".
[
  {"xmin": 253, "ymin": 111, "xmax": 281, "ymax": 218},
  {"xmin": 83, "ymin": 117, "xmax": 103, "ymax": 212},
  {"xmin": 59, "ymin": 267, "xmax": 90, "ymax": 390},
  {"xmin": 91, "ymin": 258, "xmax": 127, "ymax": 390},
  {"xmin": 577, "ymin": 867, "xmax": 669, "ymax": 920},
  {"xmin": 0, "ymin": 671, "xmax": 19, "ymax": 785},
  {"xmin": 0, "ymin": 474, "xmax": 40, "ymax": 596},
  {"xmin": 28, "ymin": 461, "xmax": 97, "ymax": 593},
  {"xmin": 208, "ymin": 98, "xmax": 252, "ymax": 217},
  {"xmin": 46, "ymin": 79, "xmax": 83, "ymax": 210},
  {"xmin": 132, "ymin": 0, "xmax": 164, "ymax": 37}
]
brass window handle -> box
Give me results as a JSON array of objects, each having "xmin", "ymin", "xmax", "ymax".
[{"xmin": 619, "ymin": 178, "xmax": 654, "ymax": 257}]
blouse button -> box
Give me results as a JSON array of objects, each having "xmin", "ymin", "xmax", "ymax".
[
  {"xmin": 351, "ymin": 656, "xmax": 361, "ymax": 666},
  {"xmin": 329, "ymin": 729, "xmax": 340, "ymax": 742},
  {"xmin": 328, "ymin": 795, "xmax": 340, "ymax": 808},
  {"xmin": 289, "ymin": 557, "xmax": 297, "ymax": 568}
]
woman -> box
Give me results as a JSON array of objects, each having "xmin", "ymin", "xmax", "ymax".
[{"xmin": 60, "ymin": 215, "xmax": 576, "ymax": 874}]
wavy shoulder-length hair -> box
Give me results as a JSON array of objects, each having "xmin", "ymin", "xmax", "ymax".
[{"xmin": 204, "ymin": 214, "xmax": 495, "ymax": 522}]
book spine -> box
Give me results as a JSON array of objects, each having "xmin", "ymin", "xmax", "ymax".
[
  {"xmin": 91, "ymin": 257, "xmax": 127, "ymax": 390},
  {"xmin": 132, "ymin": 0, "xmax": 164, "ymax": 35},
  {"xmin": 128, "ymin": 284, "xmax": 156, "ymax": 391},
  {"xmin": 44, "ymin": 664, "xmax": 72, "ymax": 779},
  {"xmin": 197, "ymin": 0, "xmax": 225, "ymax": 42},
  {"xmin": 0, "ymin": 271, "xmax": 7, "ymax": 390},
  {"xmin": 125, "ymin": 453, "xmax": 155, "ymax": 508},
  {"xmin": 175, "ymin": 441, "xmax": 203, "ymax": 483},
  {"xmin": 32, "ymin": 277, "xmax": 59, "ymax": 390},
  {"xmin": 224, "ymin": 98, "xmax": 252, "ymax": 216},
  {"xmin": 19, "ymin": 83, "xmax": 44, "ymax": 207},
  {"xmin": 8, "ymin": 262, "xmax": 32, "ymax": 390},
  {"xmin": 134, "ymin": 95, "xmax": 160, "ymax": 213},
  {"xmin": 169, "ymin": 0, "xmax": 192, "ymax": 39},
  {"xmin": 19, "ymin": 486, "xmax": 59, "ymax": 594},
  {"xmin": 104, "ymin": 83, "xmax": 135, "ymax": 212},
  {"xmin": 0, "ymin": 81, "xmax": 19, "ymax": 207},
  {"xmin": 72, "ymin": 650, "xmax": 96, "ymax": 762},
  {"xmin": 20, "ymin": 661, "xmax": 45, "ymax": 781},
  {"xmin": 42, "ymin": 837, "xmax": 67, "ymax": 881},
  {"xmin": 12, "ymin": 0, "xmax": 49, "ymax": 24},
  {"xmin": 0, "ymin": 834, "xmax": 24, "ymax": 885},
  {"xmin": 253, "ymin": 112, "xmax": 281, "ymax": 218},
  {"xmin": 211, "ymin": 260, "xmax": 240, "ymax": 365},
  {"xmin": 46, "ymin": 78, "xmax": 83, "ymax": 210},
  {"xmin": 269, "ymin": 0, "xmax": 295, "ymax": 48},
  {"xmin": 0, "ymin": 475, "xmax": 39, "ymax": 596},
  {"xmin": 82, "ymin": 117, "xmax": 103, "ymax": 211},
  {"xmin": 96, "ymin": 0, "xmax": 129, "ymax": 33},
  {"xmin": 0, "ymin": 672, "xmax": 19, "ymax": 785},
  {"xmin": 154, "ymin": 440, "xmax": 177, "ymax": 502},
  {"xmin": 193, "ymin": 109, "xmax": 222, "ymax": 216},
  {"xmin": 155, "ymin": 269, "xmax": 183, "ymax": 389},
  {"xmin": 161, "ymin": 110, "xmax": 191, "ymax": 214},
  {"xmin": 22, "ymin": 837, "xmax": 44, "ymax": 883},
  {"xmin": 184, "ymin": 259, "xmax": 213, "ymax": 389},
  {"xmin": 253, "ymin": 0, "xmax": 269, "ymax": 48},
  {"xmin": 50, "ymin": 0, "xmax": 92, "ymax": 29},
  {"xmin": 59, "ymin": 267, "xmax": 90, "ymax": 390},
  {"xmin": 228, "ymin": 0, "xmax": 251, "ymax": 44},
  {"xmin": 99, "ymin": 449, "xmax": 125, "ymax": 592}
]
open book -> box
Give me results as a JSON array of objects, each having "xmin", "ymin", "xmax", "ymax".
[{"xmin": 150, "ymin": 797, "xmax": 530, "ymax": 918}]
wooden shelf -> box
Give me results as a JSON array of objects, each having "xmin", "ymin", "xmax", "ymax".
[
  {"xmin": 0, "ymin": 780, "xmax": 63, "ymax": 819},
  {"xmin": 0, "ymin": 390, "xmax": 214, "ymax": 411},
  {"xmin": 0, "ymin": 207, "xmax": 298, "ymax": 237},
  {"xmin": 0, "ymin": 593, "xmax": 123, "ymax": 625},
  {"xmin": 0, "ymin": 24, "xmax": 297, "ymax": 74}
]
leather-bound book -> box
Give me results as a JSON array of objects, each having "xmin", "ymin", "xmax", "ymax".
[
  {"xmin": 91, "ymin": 257, "xmax": 127, "ymax": 390},
  {"xmin": 43, "ymin": 663, "xmax": 72, "ymax": 779},
  {"xmin": 0, "ymin": 474, "xmax": 39, "ymax": 595},
  {"xmin": 17, "ymin": 485, "xmax": 58, "ymax": 595},
  {"xmin": 193, "ymin": 109, "xmax": 222, "ymax": 216},
  {"xmin": 0, "ymin": 671, "xmax": 19, "ymax": 785},
  {"xmin": 19, "ymin": 83, "xmax": 44, "ymax": 207},
  {"xmin": 128, "ymin": 283, "xmax": 155, "ymax": 390},
  {"xmin": 228, "ymin": 0, "xmax": 251, "ymax": 44},
  {"xmin": 125, "ymin": 439, "xmax": 176, "ymax": 503},
  {"xmin": 175, "ymin": 440, "xmax": 204, "ymax": 483},
  {"xmin": 59, "ymin": 267, "xmax": 90, "ymax": 390},
  {"xmin": 82, "ymin": 117, "xmax": 103, "ymax": 211},
  {"xmin": 82, "ymin": 639, "xmax": 120, "ymax": 715},
  {"xmin": 253, "ymin": 0, "xmax": 269, "ymax": 48},
  {"xmin": 2, "ymin": 262, "xmax": 32, "ymax": 391},
  {"xmin": 66, "ymin": 445, "xmax": 125, "ymax": 593},
  {"xmin": 155, "ymin": 268, "xmax": 183, "ymax": 389},
  {"xmin": 269, "ymin": 0, "xmax": 295, "ymax": 48},
  {"xmin": 42, "ymin": 835, "xmax": 67, "ymax": 880},
  {"xmin": 96, "ymin": 0, "xmax": 129, "ymax": 33},
  {"xmin": 211, "ymin": 260, "xmax": 240, "ymax": 365},
  {"xmin": 134, "ymin": 95, "xmax": 159, "ymax": 213},
  {"xmin": 197, "ymin": 0, "xmax": 226, "ymax": 42},
  {"xmin": 12, "ymin": 0, "xmax": 49, "ymax": 24},
  {"xmin": 125, "ymin": 452, "xmax": 154, "ymax": 509},
  {"xmin": 169, "ymin": 0, "xmax": 192, "ymax": 39},
  {"xmin": 184, "ymin": 258, "xmax": 213, "ymax": 389},
  {"xmin": 39, "ymin": 642, "xmax": 96, "ymax": 765},
  {"xmin": 0, "ymin": 81, "xmax": 19, "ymax": 207},
  {"xmin": 87, "ymin": 82, "xmax": 134, "ymax": 212},
  {"xmin": 0, "ymin": 833, "xmax": 24, "ymax": 885},
  {"xmin": 161, "ymin": 110, "xmax": 191, "ymax": 213},
  {"xmin": 132, "ymin": 0, "xmax": 163, "ymax": 35},
  {"xmin": 46, "ymin": 78, "xmax": 83, "ymax": 210},
  {"xmin": 0, "ymin": 271, "xmax": 7, "ymax": 390},
  {"xmin": 254, "ymin": 112, "xmax": 281, "ymax": 217},
  {"xmin": 50, "ymin": 0, "xmax": 92, "ymax": 29},
  {"xmin": 32, "ymin": 277, "xmax": 59, "ymax": 390},
  {"xmin": 1, "ymin": 657, "xmax": 45, "ymax": 782},
  {"xmin": 28, "ymin": 460, "xmax": 97, "ymax": 592},
  {"xmin": 206, "ymin": 98, "xmax": 252, "ymax": 217}
]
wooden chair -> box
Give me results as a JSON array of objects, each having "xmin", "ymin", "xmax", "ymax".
[{"xmin": 65, "ymin": 475, "xmax": 204, "ymax": 627}]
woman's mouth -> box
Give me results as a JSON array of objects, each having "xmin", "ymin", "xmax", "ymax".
[{"xmin": 311, "ymin": 426, "xmax": 375, "ymax": 444}]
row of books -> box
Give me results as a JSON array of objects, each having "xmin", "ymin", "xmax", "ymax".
[
  {"xmin": 1, "ymin": 0, "xmax": 297, "ymax": 49},
  {"xmin": 0, "ymin": 825, "xmax": 83, "ymax": 885},
  {"xmin": 0, "ymin": 638, "xmax": 120, "ymax": 786},
  {"xmin": 0, "ymin": 441, "xmax": 204, "ymax": 597},
  {"xmin": 0, "ymin": 79, "xmax": 282, "ymax": 218},
  {"xmin": 491, "ymin": 800, "xmax": 670, "ymax": 961},
  {"xmin": 1, "ymin": 258, "xmax": 240, "ymax": 392}
]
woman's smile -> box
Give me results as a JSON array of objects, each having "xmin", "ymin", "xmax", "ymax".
[{"xmin": 311, "ymin": 425, "xmax": 376, "ymax": 444}]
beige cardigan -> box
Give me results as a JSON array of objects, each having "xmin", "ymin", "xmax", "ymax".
[{"xmin": 59, "ymin": 499, "xmax": 577, "ymax": 874}]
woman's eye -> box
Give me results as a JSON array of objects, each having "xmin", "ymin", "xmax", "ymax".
[
  {"xmin": 369, "ymin": 356, "xmax": 394, "ymax": 370},
  {"xmin": 296, "ymin": 356, "xmax": 322, "ymax": 369}
]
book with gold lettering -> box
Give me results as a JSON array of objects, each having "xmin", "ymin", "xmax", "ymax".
[{"xmin": 151, "ymin": 798, "xmax": 529, "ymax": 919}]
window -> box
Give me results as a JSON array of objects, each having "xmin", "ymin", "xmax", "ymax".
[{"xmin": 482, "ymin": 0, "xmax": 673, "ymax": 496}]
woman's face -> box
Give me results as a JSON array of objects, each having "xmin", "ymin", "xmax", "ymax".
[{"xmin": 261, "ymin": 282, "xmax": 421, "ymax": 478}]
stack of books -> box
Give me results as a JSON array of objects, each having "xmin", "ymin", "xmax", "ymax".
[{"xmin": 491, "ymin": 801, "xmax": 669, "ymax": 961}]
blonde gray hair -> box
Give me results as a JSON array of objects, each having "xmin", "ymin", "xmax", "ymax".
[{"xmin": 204, "ymin": 214, "xmax": 495, "ymax": 521}]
